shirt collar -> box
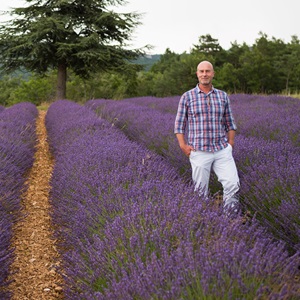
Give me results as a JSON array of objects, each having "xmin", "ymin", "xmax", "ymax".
[{"xmin": 196, "ymin": 84, "xmax": 215, "ymax": 94}]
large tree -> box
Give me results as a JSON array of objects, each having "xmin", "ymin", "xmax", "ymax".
[
  {"xmin": 191, "ymin": 34, "xmax": 227, "ymax": 67},
  {"xmin": 0, "ymin": 0, "xmax": 144, "ymax": 100}
]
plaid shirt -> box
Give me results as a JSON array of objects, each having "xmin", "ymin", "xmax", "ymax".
[{"xmin": 174, "ymin": 85, "xmax": 237, "ymax": 152}]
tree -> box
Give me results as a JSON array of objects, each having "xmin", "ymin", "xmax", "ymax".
[
  {"xmin": 191, "ymin": 34, "xmax": 227, "ymax": 67},
  {"xmin": 215, "ymin": 62, "xmax": 240, "ymax": 93},
  {"xmin": 236, "ymin": 32, "xmax": 287, "ymax": 94},
  {"xmin": 253, "ymin": 33, "xmax": 286, "ymax": 93},
  {"xmin": 0, "ymin": 0, "xmax": 145, "ymax": 100},
  {"xmin": 150, "ymin": 48, "xmax": 180, "ymax": 73},
  {"xmin": 192, "ymin": 34, "xmax": 222, "ymax": 53},
  {"xmin": 227, "ymin": 41, "xmax": 250, "ymax": 69},
  {"xmin": 141, "ymin": 52, "xmax": 207, "ymax": 97},
  {"xmin": 281, "ymin": 35, "xmax": 300, "ymax": 94},
  {"xmin": 0, "ymin": 76, "xmax": 23, "ymax": 106}
]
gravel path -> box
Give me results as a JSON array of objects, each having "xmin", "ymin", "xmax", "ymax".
[{"xmin": 8, "ymin": 110, "xmax": 64, "ymax": 299}]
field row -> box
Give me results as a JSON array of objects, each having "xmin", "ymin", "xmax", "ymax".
[{"xmin": 0, "ymin": 103, "xmax": 38, "ymax": 298}]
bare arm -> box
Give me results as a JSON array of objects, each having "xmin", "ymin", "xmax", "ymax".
[
  {"xmin": 227, "ymin": 130, "xmax": 236, "ymax": 147},
  {"xmin": 176, "ymin": 133, "xmax": 194, "ymax": 156}
]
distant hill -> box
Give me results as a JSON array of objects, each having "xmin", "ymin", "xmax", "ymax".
[
  {"xmin": 134, "ymin": 54, "xmax": 161, "ymax": 71},
  {"xmin": 0, "ymin": 54, "xmax": 162, "ymax": 80},
  {"xmin": 0, "ymin": 66, "xmax": 31, "ymax": 80}
]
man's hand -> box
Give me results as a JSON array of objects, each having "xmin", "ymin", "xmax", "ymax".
[
  {"xmin": 180, "ymin": 144, "xmax": 195, "ymax": 157},
  {"xmin": 227, "ymin": 130, "xmax": 236, "ymax": 148},
  {"xmin": 228, "ymin": 141, "xmax": 235, "ymax": 148},
  {"xmin": 176, "ymin": 133, "xmax": 195, "ymax": 156}
]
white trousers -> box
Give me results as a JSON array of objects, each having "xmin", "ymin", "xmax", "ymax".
[{"xmin": 189, "ymin": 144, "xmax": 240, "ymax": 209}]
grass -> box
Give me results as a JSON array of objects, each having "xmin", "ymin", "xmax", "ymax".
[{"xmin": 37, "ymin": 102, "xmax": 51, "ymax": 111}]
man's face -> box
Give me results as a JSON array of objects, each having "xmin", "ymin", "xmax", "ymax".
[{"xmin": 196, "ymin": 63, "xmax": 214, "ymax": 86}]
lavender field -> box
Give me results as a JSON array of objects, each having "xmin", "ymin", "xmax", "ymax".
[
  {"xmin": 0, "ymin": 103, "xmax": 38, "ymax": 298},
  {"xmin": 86, "ymin": 94, "xmax": 300, "ymax": 253},
  {"xmin": 44, "ymin": 95, "xmax": 300, "ymax": 299},
  {"xmin": 1, "ymin": 96, "xmax": 299, "ymax": 299}
]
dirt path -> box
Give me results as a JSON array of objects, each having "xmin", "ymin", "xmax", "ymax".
[{"xmin": 8, "ymin": 110, "xmax": 64, "ymax": 299}]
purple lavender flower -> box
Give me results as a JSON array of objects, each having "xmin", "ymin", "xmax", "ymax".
[
  {"xmin": 46, "ymin": 99, "xmax": 300, "ymax": 299},
  {"xmin": 0, "ymin": 102, "xmax": 38, "ymax": 299}
]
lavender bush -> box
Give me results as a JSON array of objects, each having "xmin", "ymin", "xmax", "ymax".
[
  {"xmin": 122, "ymin": 96, "xmax": 180, "ymax": 114},
  {"xmin": 234, "ymin": 134, "xmax": 300, "ymax": 238},
  {"xmin": 120, "ymin": 94, "xmax": 300, "ymax": 148},
  {"xmin": 86, "ymin": 95, "xmax": 300, "ymax": 253},
  {"xmin": 46, "ymin": 100, "xmax": 300, "ymax": 299},
  {"xmin": 85, "ymin": 99, "xmax": 189, "ymax": 175},
  {"xmin": 0, "ymin": 102, "xmax": 38, "ymax": 299},
  {"xmin": 121, "ymin": 94, "xmax": 300, "ymax": 149},
  {"xmin": 230, "ymin": 94, "xmax": 300, "ymax": 147}
]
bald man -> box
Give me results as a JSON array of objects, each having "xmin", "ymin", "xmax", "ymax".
[{"xmin": 174, "ymin": 61, "xmax": 240, "ymax": 215}]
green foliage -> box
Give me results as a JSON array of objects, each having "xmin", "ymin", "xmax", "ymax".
[
  {"xmin": 150, "ymin": 48, "xmax": 180, "ymax": 73},
  {"xmin": 66, "ymin": 63, "xmax": 141, "ymax": 101},
  {"xmin": 0, "ymin": 76, "xmax": 22, "ymax": 106},
  {"xmin": 214, "ymin": 63, "xmax": 239, "ymax": 93},
  {"xmin": 1, "ymin": 31, "xmax": 300, "ymax": 103},
  {"xmin": 137, "ymin": 32, "xmax": 300, "ymax": 97},
  {"xmin": 192, "ymin": 34, "xmax": 227, "ymax": 67},
  {"xmin": 67, "ymin": 72, "xmax": 128, "ymax": 101},
  {"xmin": 136, "ymin": 50, "xmax": 208, "ymax": 97},
  {"xmin": 7, "ymin": 75, "xmax": 55, "ymax": 106},
  {"xmin": 150, "ymin": 53, "xmax": 202, "ymax": 96}
]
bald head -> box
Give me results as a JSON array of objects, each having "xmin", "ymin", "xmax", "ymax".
[{"xmin": 197, "ymin": 61, "xmax": 214, "ymax": 72}]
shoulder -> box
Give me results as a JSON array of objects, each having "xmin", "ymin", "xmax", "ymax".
[
  {"xmin": 213, "ymin": 87, "xmax": 228, "ymax": 96},
  {"xmin": 212, "ymin": 88, "xmax": 230, "ymax": 101},
  {"xmin": 181, "ymin": 85, "xmax": 198, "ymax": 99}
]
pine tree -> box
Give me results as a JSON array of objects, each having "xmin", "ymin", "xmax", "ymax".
[{"xmin": 0, "ymin": 0, "xmax": 144, "ymax": 100}]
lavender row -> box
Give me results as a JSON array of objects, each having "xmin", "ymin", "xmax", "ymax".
[
  {"xmin": 86, "ymin": 98, "xmax": 300, "ymax": 252},
  {"xmin": 46, "ymin": 100, "xmax": 300, "ymax": 299},
  {"xmin": 85, "ymin": 99, "xmax": 188, "ymax": 175},
  {"xmin": 122, "ymin": 96, "xmax": 180, "ymax": 114},
  {"xmin": 0, "ymin": 103, "xmax": 38, "ymax": 299},
  {"xmin": 121, "ymin": 94, "xmax": 300, "ymax": 147},
  {"xmin": 231, "ymin": 94, "xmax": 300, "ymax": 147}
]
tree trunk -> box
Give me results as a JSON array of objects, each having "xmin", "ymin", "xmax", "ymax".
[
  {"xmin": 56, "ymin": 62, "xmax": 67, "ymax": 100},
  {"xmin": 285, "ymin": 71, "xmax": 291, "ymax": 95}
]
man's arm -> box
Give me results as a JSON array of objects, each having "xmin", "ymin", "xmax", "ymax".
[
  {"xmin": 227, "ymin": 130, "xmax": 236, "ymax": 147},
  {"xmin": 176, "ymin": 133, "xmax": 194, "ymax": 156}
]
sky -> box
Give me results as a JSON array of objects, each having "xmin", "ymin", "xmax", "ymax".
[{"xmin": 0, "ymin": 0, "xmax": 299, "ymax": 54}]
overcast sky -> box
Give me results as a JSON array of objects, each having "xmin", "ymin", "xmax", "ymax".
[{"xmin": 1, "ymin": 0, "xmax": 299, "ymax": 54}]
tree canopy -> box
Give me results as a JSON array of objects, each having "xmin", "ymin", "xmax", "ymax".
[{"xmin": 0, "ymin": 0, "xmax": 145, "ymax": 99}]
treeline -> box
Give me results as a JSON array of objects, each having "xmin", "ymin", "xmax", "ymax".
[{"xmin": 1, "ymin": 32, "xmax": 300, "ymax": 106}]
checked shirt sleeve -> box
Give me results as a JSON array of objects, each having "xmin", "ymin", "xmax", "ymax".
[
  {"xmin": 174, "ymin": 94, "xmax": 188, "ymax": 134},
  {"xmin": 223, "ymin": 94, "xmax": 237, "ymax": 132}
]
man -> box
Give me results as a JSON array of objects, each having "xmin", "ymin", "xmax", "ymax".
[{"xmin": 174, "ymin": 60, "xmax": 240, "ymax": 214}]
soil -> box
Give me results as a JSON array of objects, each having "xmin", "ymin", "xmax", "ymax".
[{"xmin": 8, "ymin": 111, "xmax": 64, "ymax": 299}]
